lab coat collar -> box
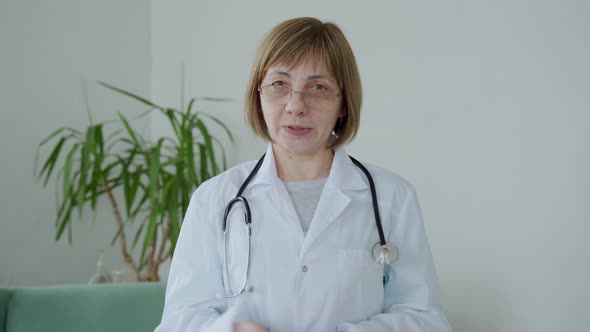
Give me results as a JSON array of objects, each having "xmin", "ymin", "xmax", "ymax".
[
  {"xmin": 248, "ymin": 144, "xmax": 279, "ymax": 186},
  {"xmin": 327, "ymin": 146, "xmax": 367, "ymax": 191},
  {"xmin": 249, "ymin": 144, "xmax": 368, "ymax": 191}
]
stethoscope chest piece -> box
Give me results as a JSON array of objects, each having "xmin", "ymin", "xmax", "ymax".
[{"xmin": 372, "ymin": 241, "xmax": 399, "ymax": 265}]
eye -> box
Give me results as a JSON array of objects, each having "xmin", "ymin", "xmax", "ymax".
[
  {"xmin": 311, "ymin": 84, "xmax": 328, "ymax": 91},
  {"xmin": 271, "ymin": 80, "xmax": 286, "ymax": 87}
]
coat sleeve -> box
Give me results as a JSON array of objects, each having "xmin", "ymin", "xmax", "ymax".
[
  {"xmin": 336, "ymin": 184, "xmax": 453, "ymax": 332},
  {"xmin": 154, "ymin": 185, "xmax": 244, "ymax": 332}
]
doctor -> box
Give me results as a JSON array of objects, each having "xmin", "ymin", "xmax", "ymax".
[{"xmin": 155, "ymin": 17, "xmax": 452, "ymax": 332}]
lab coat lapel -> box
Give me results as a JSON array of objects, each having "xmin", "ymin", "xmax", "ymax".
[
  {"xmin": 250, "ymin": 145, "xmax": 303, "ymax": 238},
  {"xmin": 263, "ymin": 183, "xmax": 301, "ymax": 232},
  {"xmin": 300, "ymin": 148, "xmax": 367, "ymax": 254}
]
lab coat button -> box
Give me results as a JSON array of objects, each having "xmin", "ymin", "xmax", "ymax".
[{"xmin": 301, "ymin": 266, "xmax": 308, "ymax": 272}]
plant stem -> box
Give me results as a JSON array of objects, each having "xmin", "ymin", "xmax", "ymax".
[
  {"xmin": 146, "ymin": 225, "xmax": 158, "ymax": 281},
  {"xmin": 102, "ymin": 178, "xmax": 141, "ymax": 281}
]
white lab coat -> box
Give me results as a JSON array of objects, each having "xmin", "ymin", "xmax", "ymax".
[{"xmin": 155, "ymin": 145, "xmax": 452, "ymax": 332}]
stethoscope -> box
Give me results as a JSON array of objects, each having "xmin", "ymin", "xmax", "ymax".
[{"xmin": 221, "ymin": 153, "xmax": 399, "ymax": 298}]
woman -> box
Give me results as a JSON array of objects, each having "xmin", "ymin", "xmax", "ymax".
[{"xmin": 155, "ymin": 17, "xmax": 452, "ymax": 332}]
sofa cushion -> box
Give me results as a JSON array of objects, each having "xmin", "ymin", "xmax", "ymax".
[{"xmin": 4, "ymin": 283, "xmax": 164, "ymax": 332}]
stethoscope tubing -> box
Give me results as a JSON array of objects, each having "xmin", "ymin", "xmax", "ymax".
[{"xmin": 348, "ymin": 156, "xmax": 387, "ymax": 247}]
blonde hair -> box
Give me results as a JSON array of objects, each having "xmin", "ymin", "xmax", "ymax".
[{"xmin": 245, "ymin": 17, "xmax": 362, "ymax": 149}]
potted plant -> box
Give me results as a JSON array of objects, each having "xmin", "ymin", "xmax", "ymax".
[{"xmin": 35, "ymin": 82, "xmax": 234, "ymax": 281}]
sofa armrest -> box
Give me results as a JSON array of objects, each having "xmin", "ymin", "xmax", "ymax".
[{"xmin": 0, "ymin": 289, "xmax": 13, "ymax": 332}]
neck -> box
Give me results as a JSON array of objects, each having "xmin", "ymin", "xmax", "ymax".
[{"xmin": 272, "ymin": 145, "xmax": 334, "ymax": 182}]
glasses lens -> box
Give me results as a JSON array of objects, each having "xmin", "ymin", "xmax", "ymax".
[
  {"xmin": 261, "ymin": 85, "xmax": 291, "ymax": 104},
  {"xmin": 305, "ymin": 89, "xmax": 332, "ymax": 108},
  {"xmin": 260, "ymin": 85, "xmax": 338, "ymax": 107}
]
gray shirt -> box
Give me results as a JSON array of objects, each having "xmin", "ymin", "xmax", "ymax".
[{"xmin": 283, "ymin": 178, "xmax": 328, "ymax": 235}]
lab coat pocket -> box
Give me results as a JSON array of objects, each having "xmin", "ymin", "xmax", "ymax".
[{"xmin": 337, "ymin": 249, "xmax": 385, "ymax": 320}]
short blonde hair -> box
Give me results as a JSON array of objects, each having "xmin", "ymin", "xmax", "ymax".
[{"xmin": 245, "ymin": 17, "xmax": 362, "ymax": 149}]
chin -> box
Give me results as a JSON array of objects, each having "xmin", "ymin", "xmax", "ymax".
[{"xmin": 275, "ymin": 139, "xmax": 328, "ymax": 157}]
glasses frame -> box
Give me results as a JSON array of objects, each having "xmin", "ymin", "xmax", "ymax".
[{"xmin": 258, "ymin": 84, "xmax": 343, "ymax": 106}]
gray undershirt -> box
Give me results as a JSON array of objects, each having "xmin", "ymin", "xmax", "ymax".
[{"xmin": 283, "ymin": 178, "xmax": 328, "ymax": 235}]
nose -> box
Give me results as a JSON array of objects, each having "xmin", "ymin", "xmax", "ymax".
[{"xmin": 285, "ymin": 90, "xmax": 307, "ymax": 115}]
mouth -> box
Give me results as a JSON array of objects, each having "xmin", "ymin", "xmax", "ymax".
[
  {"xmin": 283, "ymin": 125, "xmax": 311, "ymax": 136},
  {"xmin": 285, "ymin": 125, "xmax": 309, "ymax": 130}
]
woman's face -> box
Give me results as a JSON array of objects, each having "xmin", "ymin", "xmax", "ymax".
[{"xmin": 260, "ymin": 58, "xmax": 343, "ymax": 158}]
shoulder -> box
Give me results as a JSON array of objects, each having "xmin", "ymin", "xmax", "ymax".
[
  {"xmin": 192, "ymin": 160, "xmax": 259, "ymax": 201},
  {"xmin": 186, "ymin": 160, "xmax": 260, "ymax": 223},
  {"xmin": 350, "ymin": 159, "xmax": 419, "ymax": 207},
  {"xmin": 360, "ymin": 161, "xmax": 416, "ymax": 193}
]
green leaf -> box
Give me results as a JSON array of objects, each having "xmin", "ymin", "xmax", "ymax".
[
  {"xmin": 186, "ymin": 98, "xmax": 196, "ymax": 115},
  {"xmin": 131, "ymin": 221, "xmax": 146, "ymax": 250},
  {"xmin": 165, "ymin": 108, "xmax": 181, "ymax": 139},
  {"xmin": 55, "ymin": 186, "xmax": 69, "ymax": 227},
  {"xmin": 197, "ymin": 96, "xmax": 235, "ymax": 102},
  {"xmin": 200, "ymin": 113, "xmax": 235, "ymax": 143},
  {"xmin": 184, "ymin": 126, "xmax": 197, "ymax": 185},
  {"xmin": 87, "ymin": 126, "xmax": 96, "ymax": 156},
  {"xmin": 96, "ymin": 124, "xmax": 105, "ymax": 156},
  {"xmin": 103, "ymin": 160, "xmax": 122, "ymax": 180},
  {"xmin": 116, "ymin": 151, "xmax": 138, "ymax": 217},
  {"xmin": 104, "ymin": 129, "xmax": 125, "ymax": 153},
  {"xmin": 76, "ymin": 144, "xmax": 89, "ymax": 217},
  {"xmin": 195, "ymin": 119, "xmax": 218, "ymax": 174},
  {"xmin": 174, "ymin": 158, "xmax": 188, "ymax": 233},
  {"xmin": 122, "ymin": 165, "xmax": 131, "ymax": 216},
  {"xmin": 167, "ymin": 182, "xmax": 180, "ymax": 254},
  {"xmin": 130, "ymin": 188, "xmax": 149, "ymax": 219},
  {"xmin": 63, "ymin": 144, "xmax": 80, "ymax": 197},
  {"xmin": 56, "ymin": 198, "xmax": 74, "ymax": 241},
  {"xmin": 211, "ymin": 136, "xmax": 228, "ymax": 170},
  {"xmin": 35, "ymin": 128, "xmax": 76, "ymax": 177},
  {"xmin": 129, "ymin": 170, "xmax": 141, "ymax": 215},
  {"xmin": 198, "ymin": 144, "xmax": 209, "ymax": 182},
  {"xmin": 99, "ymin": 81, "xmax": 164, "ymax": 110},
  {"xmin": 86, "ymin": 126, "xmax": 100, "ymax": 210},
  {"xmin": 38, "ymin": 127, "xmax": 81, "ymax": 147},
  {"xmin": 147, "ymin": 144, "xmax": 161, "ymax": 204},
  {"xmin": 110, "ymin": 223, "xmax": 125, "ymax": 246},
  {"xmin": 140, "ymin": 211, "xmax": 158, "ymax": 267},
  {"xmin": 118, "ymin": 112, "xmax": 142, "ymax": 147},
  {"xmin": 40, "ymin": 136, "xmax": 67, "ymax": 186}
]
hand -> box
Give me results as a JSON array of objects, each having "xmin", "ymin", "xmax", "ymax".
[{"xmin": 233, "ymin": 320, "xmax": 268, "ymax": 332}]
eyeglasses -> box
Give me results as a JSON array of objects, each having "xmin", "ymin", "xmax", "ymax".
[{"xmin": 258, "ymin": 83, "xmax": 342, "ymax": 108}]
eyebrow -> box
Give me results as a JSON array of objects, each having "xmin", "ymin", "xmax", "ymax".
[{"xmin": 267, "ymin": 70, "xmax": 336, "ymax": 83}]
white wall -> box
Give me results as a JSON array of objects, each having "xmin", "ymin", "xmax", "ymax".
[
  {"xmin": 151, "ymin": 0, "xmax": 590, "ymax": 331},
  {"xmin": 0, "ymin": 0, "xmax": 151, "ymax": 286}
]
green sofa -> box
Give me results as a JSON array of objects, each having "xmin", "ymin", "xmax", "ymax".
[{"xmin": 0, "ymin": 282, "xmax": 165, "ymax": 332}]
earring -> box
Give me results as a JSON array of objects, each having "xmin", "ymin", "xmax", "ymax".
[{"xmin": 332, "ymin": 117, "xmax": 344, "ymax": 139}]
